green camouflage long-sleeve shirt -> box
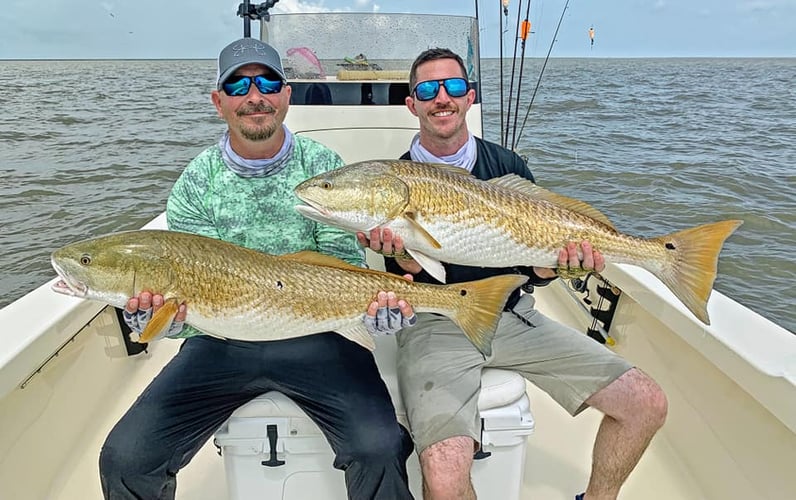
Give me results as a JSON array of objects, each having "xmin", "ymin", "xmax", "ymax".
[{"xmin": 165, "ymin": 135, "xmax": 364, "ymax": 339}]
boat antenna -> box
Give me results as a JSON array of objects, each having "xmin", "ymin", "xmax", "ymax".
[
  {"xmin": 513, "ymin": 0, "xmax": 570, "ymax": 150},
  {"xmin": 237, "ymin": 0, "xmax": 279, "ymax": 38}
]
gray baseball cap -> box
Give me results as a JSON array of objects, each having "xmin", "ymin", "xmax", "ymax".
[{"xmin": 216, "ymin": 38, "xmax": 286, "ymax": 89}]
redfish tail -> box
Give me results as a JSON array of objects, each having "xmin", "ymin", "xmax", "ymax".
[
  {"xmin": 653, "ymin": 219, "xmax": 743, "ymax": 325},
  {"xmin": 447, "ymin": 274, "xmax": 529, "ymax": 356}
]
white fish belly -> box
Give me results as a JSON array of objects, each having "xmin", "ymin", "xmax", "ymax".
[
  {"xmin": 186, "ymin": 308, "xmax": 362, "ymax": 342},
  {"xmin": 388, "ymin": 218, "xmax": 558, "ymax": 268}
]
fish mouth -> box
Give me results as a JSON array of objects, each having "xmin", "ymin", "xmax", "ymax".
[
  {"xmin": 293, "ymin": 194, "xmax": 329, "ymax": 214},
  {"xmin": 51, "ymin": 279, "xmax": 87, "ymax": 297},
  {"xmin": 294, "ymin": 201, "xmax": 331, "ymax": 220},
  {"xmin": 50, "ymin": 258, "xmax": 88, "ymax": 298},
  {"xmin": 294, "ymin": 203, "xmax": 378, "ymax": 234}
]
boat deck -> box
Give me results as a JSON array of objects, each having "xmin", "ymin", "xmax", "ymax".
[{"xmin": 41, "ymin": 287, "xmax": 701, "ymax": 500}]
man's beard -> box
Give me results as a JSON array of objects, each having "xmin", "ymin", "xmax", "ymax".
[{"xmin": 237, "ymin": 103, "xmax": 279, "ymax": 141}]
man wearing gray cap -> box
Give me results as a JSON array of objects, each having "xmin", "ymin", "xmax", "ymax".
[{"xmin": 98, "ymin": 37, "xmax": 416, "ymax": 500}]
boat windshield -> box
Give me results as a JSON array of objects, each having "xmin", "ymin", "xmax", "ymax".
[{"xmin": 262, "ymin": 12, "xmax": 480, "ymax": 106}]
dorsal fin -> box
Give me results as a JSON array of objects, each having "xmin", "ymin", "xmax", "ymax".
[
  {"xmin": 417, "ymin": 161, "xmax": 474, "ymax": 176},
  {"xmin": 404, "ymin": 160, "xmax": 473, "ymax": 176},
  {"xmin": 489, "ymin": 174, "xmax": 616, "ymax": 229},
  {"xmin": 279, "ymin": 250, "xmax": 363, "ymax": 271}
]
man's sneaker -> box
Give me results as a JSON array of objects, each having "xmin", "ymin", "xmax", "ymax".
[{"xmin": 575, "ymin": 494, "xmax": 585, "ymax": 500}]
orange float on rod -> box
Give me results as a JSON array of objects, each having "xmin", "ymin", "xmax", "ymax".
[{"xmin": 520, "ymin": 19, "xmax": 531, "ymax": 40}]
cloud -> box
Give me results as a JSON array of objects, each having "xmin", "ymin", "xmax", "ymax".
[
  {"xmin": 272, "ymin": 0, "xmax": 333, "ymax": 13},
  {"xmin": 736, "ymin": 1, "xmax": 782, "ymax": 12},
  {"xmin": 272, "ymin": 0, "xmax": 380, "ymax": 14},
  {"xmin": 354, "ymin": 0, "xmax": 380, "ymax": 10}
]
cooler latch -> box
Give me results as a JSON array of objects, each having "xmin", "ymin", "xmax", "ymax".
[
  {"xmin": 473, "ymin": 418, "xmax": 492, "ymax": 460},
  {"xmin": 261, "ymin": 424, "xmax": 286, "ymax": 467}
]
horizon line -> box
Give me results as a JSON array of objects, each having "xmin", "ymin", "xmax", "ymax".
[{"xmin": 2, "ymin": 55, "xmax": 795, "ymax": 62}]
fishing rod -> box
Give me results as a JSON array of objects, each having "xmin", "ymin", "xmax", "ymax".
[
  {"xmin": 502, "ymin": 1, "xmax": 525, "ymax": 149},
  {"xmin": 499, "ymin": 0, "xmax": 508, "ymax": 148},
  {"xmin": 474, "ymin": 0, "xmax": 485, "ymax": 136},
  {"xmin": 509, "ymin": 1, "xmax": 533, "ymax": 151},
  {"xmin": 513, "ymin": 0, "xmax": 570, "ymax": 150}
]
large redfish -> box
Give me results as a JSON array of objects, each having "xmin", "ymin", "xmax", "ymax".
[
  {"xmin": 293, "ymin": 160, "xmax": 742, "ymax": 325},
  {"xmin": 50, "ymin": 230, "xmax": 527, "ymax": 355}
]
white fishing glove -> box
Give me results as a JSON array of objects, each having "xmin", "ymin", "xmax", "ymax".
[
  {"xmin": 122, "ymin": 307, "xmax": 185, "ymax": 340},
  {"xmin": 364, "ymin": 305, "xmax": 417, "ymax": 336}
]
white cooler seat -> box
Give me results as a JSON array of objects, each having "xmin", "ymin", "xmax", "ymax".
[{"xmin": 214, "ymin": 335, "xmax": 535, "ymax": 500}]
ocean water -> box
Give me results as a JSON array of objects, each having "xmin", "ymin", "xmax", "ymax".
[{"xmin": 1, "ymin": 58, "xmax": 794, "ymax": 332}]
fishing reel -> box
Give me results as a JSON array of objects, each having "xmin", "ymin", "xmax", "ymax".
[{"xmin": 569, "ymin": 273, "xmax": 621, "ymax": 346}]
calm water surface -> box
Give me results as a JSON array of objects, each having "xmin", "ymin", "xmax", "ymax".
[{"xmin": 1, "ymin": 58, "xmax": 794, "ymax": 332}]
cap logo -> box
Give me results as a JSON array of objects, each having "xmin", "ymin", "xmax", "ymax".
[{"xmin": 231, "ymin": 41, "xmax": 269, "ymax": 58}]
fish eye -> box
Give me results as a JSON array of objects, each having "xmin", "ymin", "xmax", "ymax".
[
  {"xmin": 80, "ymin": 254, "xmax": 92, "ymax": 265},
  {"xmin": 321, "ymin": 181, "xmax": 333, "ymax": 189}
]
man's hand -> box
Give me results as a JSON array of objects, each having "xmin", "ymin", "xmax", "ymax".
[
  {"xmin": 357, "ymin": 228, "xmax": 422, "ymax": 274},
  {"xmin": 363, "ymin": 280, "xmax": 417, "ymax": 336},
  {"xmin": 122, "ymin": 291, "xmax": 187, "ymax": 339},
  {"xmin": 533, "ymin": 240, "xmax": 605, "ymax": 280}
]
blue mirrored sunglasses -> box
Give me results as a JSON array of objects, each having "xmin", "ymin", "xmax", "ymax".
[
  {"xmin": 412, "ymin": 77, "xmax": 469, "ymax": 101},
  {"xmin": 222, "ymin": 75, "xmax": 284, "ymax": 97}
]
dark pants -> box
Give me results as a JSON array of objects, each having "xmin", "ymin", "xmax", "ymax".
[{"xmin": 100, "ymin": 334, "xmax": 414, "ymax": 500}]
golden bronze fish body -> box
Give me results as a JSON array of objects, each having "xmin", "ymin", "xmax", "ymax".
[
  {"xmin": 294, "ymin": 160, "xmax": 743, "ymax": 324},
  {"xmin": 51, "ymin": 229, "xmax": 526, "ymax": 354}
]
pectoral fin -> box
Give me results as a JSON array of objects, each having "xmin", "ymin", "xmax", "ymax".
[
  {"xmin": 336, "ymin": 324, "xmax": 376, "ymax": 351},
  {"xmin": 403, "ymin": 211, "xmax": 442, "ymax": 249},
  {"xmin": 406, "ymin": 249, "xmax": 447, "ymax": 283},
  {"xmin": 139, "ymin": 298, "xmax": 180, "ymax": 343}
]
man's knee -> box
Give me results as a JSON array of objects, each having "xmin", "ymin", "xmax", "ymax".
[
  {"xmin": 419, "ymin": 436, "xmax": 475, "ymax": 495},
  {"xmin": 629, "ymin": 368, "xmax": 667, "ymax": 427},
  {"xmin": 99, "ymin": 429, "xmax": 167, "ymax": 479},
  {"xmin": 98, "ymin": 441, "xmax": 121, "ymax": 480},
  {"xmin": 591, "ymin": 368, "xmax": 668, "ymax": 429},
  {"xmin": 99, "ymin": 431, "xmax": 135, "ymax": 479},
  {"xmin": 340, "ymin": 421, "xmax": 413, "ymax": 465}
]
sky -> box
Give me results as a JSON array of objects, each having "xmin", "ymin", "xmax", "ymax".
[{"xmin": 1, "ymin": 0, "xmax": 794, "ymax": 59}]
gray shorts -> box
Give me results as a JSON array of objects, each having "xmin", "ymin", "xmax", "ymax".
[{"xmin": 395, "ymin": 293, "xmax": 633, "ymax": 453}]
